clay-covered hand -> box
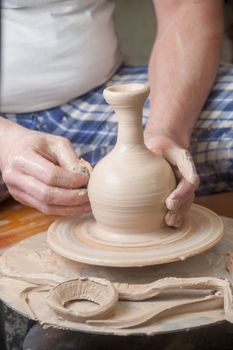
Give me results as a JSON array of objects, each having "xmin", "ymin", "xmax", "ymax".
[
  {"xmin": 144, "ymin": 133, "xmax": 199, "ymax": 228},
  {"xmin": 0, "ymin": 118, "xmax": 92, "ymax": 216}
]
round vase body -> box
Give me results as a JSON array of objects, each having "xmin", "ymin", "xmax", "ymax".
[{"xmin": 88, "ymin": 84, "xmax": 176, "ymax": 241}]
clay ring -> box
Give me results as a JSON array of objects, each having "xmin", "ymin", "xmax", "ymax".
[{"xmin": 47, "ymin": 277, "xmax": 118, "ymax": 322}]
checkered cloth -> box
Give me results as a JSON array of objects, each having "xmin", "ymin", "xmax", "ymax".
[{"xmin": 1, "ymin": 64, "xmax": 233, "ymax": 197}]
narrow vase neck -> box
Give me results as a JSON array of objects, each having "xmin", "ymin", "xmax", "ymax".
[
  {"xmin": 113, "ymin": 105, "xmax": 144, "ymax": 147},
  {"xmin": 103, "ymin": 84, "xmax": 150, "ymax": 149}
]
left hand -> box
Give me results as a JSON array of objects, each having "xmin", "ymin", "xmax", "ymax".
[
  {"xmin": 144, "ymin": 132, "xmax": 199, "ymax": 228},
  {"xmin": 0, "ymin": 118, "xmax": 93, "ymax": 216}
]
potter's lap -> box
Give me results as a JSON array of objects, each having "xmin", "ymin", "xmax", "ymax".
[{"xmin": 1, "ymin": 64, "xmax": 233, "ymax": 199}]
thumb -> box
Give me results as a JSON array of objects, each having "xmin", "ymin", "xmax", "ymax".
[
  {"xmin": 163, "ymin": 147, "xmax": 199, "ymax": 186},
  {"xmin": 46, "ymin": 137, "xmax": 92, "ymax": 176}
]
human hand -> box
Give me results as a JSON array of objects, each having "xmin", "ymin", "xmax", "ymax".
[
  {"xmin": 144, "ymin": 131, "xmax": 199, "ymax": 228},
  {"xmin": 0, "ymin": 118, "xmax": 92, "ymax": 216}
]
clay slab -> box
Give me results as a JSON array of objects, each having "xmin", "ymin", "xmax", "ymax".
[{"xmin": 0, "ymin": 276, "xmax": 224, "ymax": 336}]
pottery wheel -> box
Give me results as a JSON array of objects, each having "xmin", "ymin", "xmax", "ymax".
[
  {"xmin": 47, "ymin": 204, "xmax": 224, "ymax": 267},
  {"xmin": 0, "ymin": 216, "xmax": 233, "ymax": 336}
]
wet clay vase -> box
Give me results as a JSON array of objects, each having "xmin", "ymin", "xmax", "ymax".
[{"xmin": 88, "ymin": 84, "xmax": 176, "ymax": 243}]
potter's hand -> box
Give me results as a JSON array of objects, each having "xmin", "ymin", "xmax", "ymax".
[
  {"xmin": 0, "ymin": 118, "xmax": 92, "ymax": 216},
  {"xmin": 144, "ymin": 133, "xmax": 199, "ymax": 228}
]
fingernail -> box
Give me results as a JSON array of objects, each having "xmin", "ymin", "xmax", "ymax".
[
  {"xmin": 71, "ymin": 161, "xmax": 90, "ymax": 177},
  {"xmin": 80, "ymin": 158, "xmax": 93, "ymax": 175},
  {"xmin": 77, "ymin": 165, "xmax": 90, "ymax": 176},
  {"xmin": 167, "ymin": 197, "xmax": 179, "ymax": 211},
  {"xmin": 165, "ymin": 212, "xmax": 173, "ymax": 226},
  {"xmin": 165, "ymin": 212, "xmax": 182, "ymax": 228},
  {"xmin": 77, "ymin": 189, "xmax": 88, "ymax": 197}
]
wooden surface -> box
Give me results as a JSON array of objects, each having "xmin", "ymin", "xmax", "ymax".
[{"xmin": 0, "ymin": 198, "xmax": 56, "ymax": 249}]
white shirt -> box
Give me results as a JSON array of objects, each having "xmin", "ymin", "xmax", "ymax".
[{"xmin": 1, "ymin": 0, "xmax": 122, "ymax": 113}]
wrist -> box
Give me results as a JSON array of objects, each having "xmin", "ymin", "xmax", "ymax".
[
  {"xmin": 0, "ymin": 116, "xmax": 18, "ymax": 132},
  {"xmin": 144, "ymin": 122, "xmax": 191, "ymax": 150},
  {"xmin": 0, "ymin": 118, "xmax": 14, "ymax": 168},
  {"xmin": 0, "ymin": 117, "xmax": 29, "ymax": 169}
]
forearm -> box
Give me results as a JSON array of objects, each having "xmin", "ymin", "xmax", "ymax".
[{"xmin": 147, "ymin": 0, "xmax": 224, "ymax": 149}]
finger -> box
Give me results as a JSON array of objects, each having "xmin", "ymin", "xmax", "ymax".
[
  {"xmin": 10, "ymin": 188, "xmax": 92, "ymax": 216},
  {"xmin": 166, "ymin": 178, "xmax": 196, "ymax": 211},
  {"xmin": 45, "ymin": 137, "xmax": 80, "ymax": 169},
  {"xmin": 165, "ymin": 194, "xmax": 194, "ymax": 228},
  {"xmin": 70, "ymin": 159, "xmax": 93, "ymax": 177},
  {"xmin": 8, "ymin": 151, "xmax": 89, "ymax": 189},
  {"xmin": 46, "ymin": 137, "xmax": 92, "ymax": 176},
  {"xmin": 7, "ymin": 174, "xmax": 89, "ymax": 206},
  {"xmin": 163, "ymin": 148, "xmax": 199, "ymax": 186}
]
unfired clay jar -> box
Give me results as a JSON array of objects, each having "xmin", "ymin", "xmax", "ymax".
[{"xmin": 88, "ymin": 84, "xmax": 176, "ymax": 242}]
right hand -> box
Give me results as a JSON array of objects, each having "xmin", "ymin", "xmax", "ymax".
[
  {"xmin": 144, "ymin": 131, "xmax": 199, "ymax": 228},
  {"xmin": 0, "ymin": 118, "xmax": 92, "ymax": 216}
]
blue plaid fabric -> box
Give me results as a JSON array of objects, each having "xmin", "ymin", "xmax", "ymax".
[{"xmin": 2, "ymin": 64, "xmax": 233, "ymax": 196}]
